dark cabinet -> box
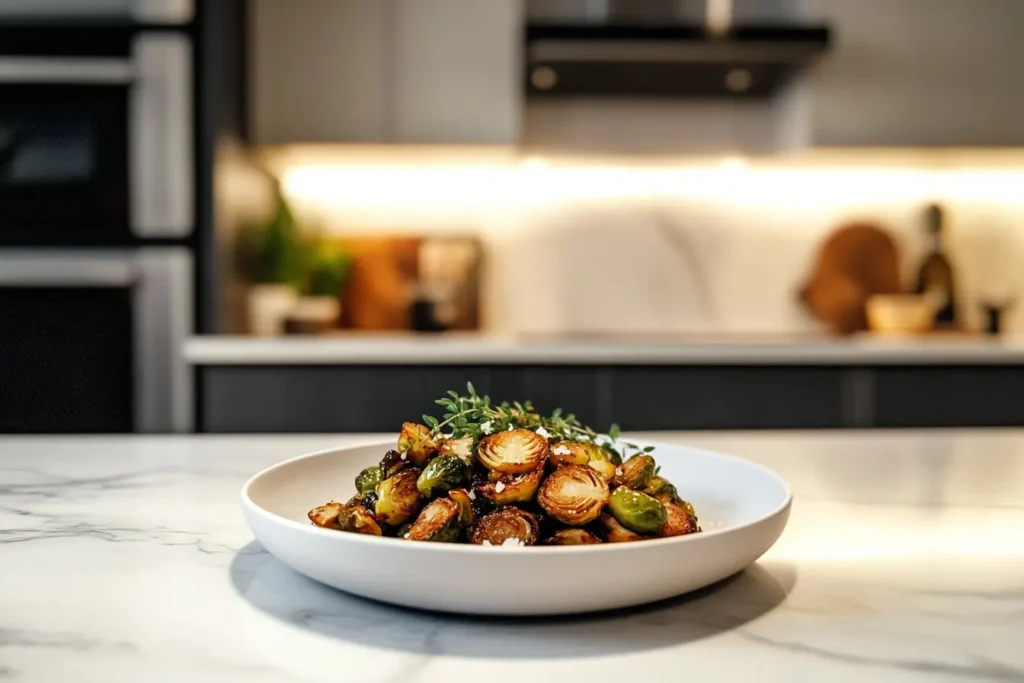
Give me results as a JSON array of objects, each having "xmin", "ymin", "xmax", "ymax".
[
  {"xmin": 203, "ymin": 366, "xmax": 493, "ymax": 432},
  {"xmin": 200, "ymin": 364, "xmax": 852, "ymax": 433},
  {"xmin": 609, "ymin": 367, "xmax": 846, "ymax": 430},
  {"xmin": 873, "ymin": 366, "xmax": 1024, "ymax": 428}
]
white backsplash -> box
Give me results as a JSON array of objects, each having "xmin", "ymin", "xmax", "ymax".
[
  {"xmin": 482, "ymin": 197, "xmax": 1024, "ymax": 336},
  {"xmin": 274, "ymin": 154, "xmax": 1024, "ymax": 336}
]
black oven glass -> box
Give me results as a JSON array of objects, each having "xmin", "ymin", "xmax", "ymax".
[
  {"xmin": 0, "ymin": 286, "xmax": 134, "ymax": 432},
  {"xmin": 0, "ymin": 84, "xmax": 129, "ymax": 244}
]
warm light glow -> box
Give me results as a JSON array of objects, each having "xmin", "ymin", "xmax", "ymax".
[
  {"xmin": 719, "ymin": 156, "xmax": 748, "ymax": 171},
  {"xmin": 272, "ymin": 150, "xmax": 1024, "ymax": 232}
]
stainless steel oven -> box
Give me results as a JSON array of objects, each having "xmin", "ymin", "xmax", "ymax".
[
  {"xmin": 0, "ymin": 27, "xmax": 192, "ymax": 245},
  {"xmin": 0, "ymin": 249, "xmax": 192, "ymax": 432}
]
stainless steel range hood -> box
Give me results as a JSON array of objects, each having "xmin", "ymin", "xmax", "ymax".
[{"xmin": 525, "ymin": 0, "xmax": 830, "ymax": 98}]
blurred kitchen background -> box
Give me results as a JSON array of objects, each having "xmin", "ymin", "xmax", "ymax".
[{"xmin": 4, "ymin": 0, "xmax": 1024, "ymax": 434}]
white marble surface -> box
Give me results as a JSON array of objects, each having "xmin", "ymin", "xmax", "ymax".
[
  {"xmin": 2, "ymin": 430, "xmax": 1024, "ymax": 682},
  {"xmin": 184, "ymin": 334, "xmax": 1024, "ymax": 365}
]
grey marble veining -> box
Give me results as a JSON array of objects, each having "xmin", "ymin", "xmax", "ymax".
[{"xmin": 1, "ymin": 432, "xmax": 1023, "ymax": 682}]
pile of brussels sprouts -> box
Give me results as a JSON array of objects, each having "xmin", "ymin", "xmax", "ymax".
[{"xmin": 308, "ymin": 388, "xmax": 700, "ymax": 546}]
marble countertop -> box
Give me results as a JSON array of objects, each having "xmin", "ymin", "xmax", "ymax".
[
  {"xmin": 185, "ymin": 334, "xmax": 1024, "ymax": 365},
  {"xmin": 3, "ymin": 430, "xmax": 1024, "ymax": 682}
]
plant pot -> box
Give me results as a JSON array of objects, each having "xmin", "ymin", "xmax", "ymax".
[
  {"xmin": 284, "ymin": 296, "xmax": 341, "ymax": 335},
  {"xmin": 247, "ymin": 284, "xmax": 299, "ymax": 336}
]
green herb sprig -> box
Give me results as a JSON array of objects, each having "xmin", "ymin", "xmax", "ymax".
[{"xmin": 424, "ymin": 382, "xmax": 653, "ymax": 459}]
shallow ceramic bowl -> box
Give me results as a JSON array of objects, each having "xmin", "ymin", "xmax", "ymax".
[{"xmin": 242, "ymin": 440, "xmax": 792, "ymax": 616}]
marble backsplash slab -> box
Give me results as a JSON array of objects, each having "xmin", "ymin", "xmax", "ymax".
[{"xmin": 480, "ymin": 195, "xmax": 1024, "ymax": 336}]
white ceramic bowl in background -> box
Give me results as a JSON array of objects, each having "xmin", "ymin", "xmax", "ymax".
[{"xmin": 242, "ymin": 440, "xmax": 792, "ymax": 616}]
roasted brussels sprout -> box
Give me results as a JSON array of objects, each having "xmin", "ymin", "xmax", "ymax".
[
  {"xmin": 643, "ymin": 475, "xmax": 669, "ymax": 495},
  {"xmin": 439, "ymin": 435, "xmax": 474, "ymax": 462},
  {"xmin": 408, "ymin": 498, "xmax": 461, "ymax": 542},
  {"xmin": 398, "ymin": 422, "xmax": 440, "ymax": 467},
  {"xmin": 659, "ymin": 502, "xmax": 700, "ymax": 538},
  {"xmin": 392, "ymin": 520, "xmax": 415, "ymax": 539},
  {"xmin": 543, "ymin": 528, "xmax": 602, "ymax": 545},
  {"xmin": 477, "ymin": 468, "xmax": 543, "ymax": 505},
  {"xmin": 476, "ymin": 429, "xmax": 549, "ymax": 474},
  {"xmin": 360, "ymin": 490, "xmax": 379, "ymax": 511},
  {"xmin": 471, "ymin": 507, "xmax": 539, "ymax": 546},
  {"xmin": 416, "ymin": 455, "xmax": 469, "ymax": 498},
  {"xmin": 380, "ymin": 449, "xmax": 412, "ymax": 480},
  {"xmin": 587, "ymin": 459, "xmax": 616, "ymax": 482},
  {"xmin": 548, "ymin": 441, "xmax": 593, "ymax": 468},
  {"xmin": 448, "ymin": 488, "xmax": 475, "ymax": 527},
  {"xmin": 600, "ymin": 446, "xmax": 623, "ymax": 466},
  {"xmin": 308, "ymin": 502, "xmax": 345, "ymax": 529},
  {"xmin": 537, "ymin": 464, "xmax": 610, "ymax": 526},
  {"xmin": 613, "ymin": 454, "xmax": 656, "ymax": 489},
  {"xmin": 374, "ymin": 468, "xmax": 423, "ymax": 526},
  {"xmin": 598, "ymin": 513, "xmax": 643, "ymax": 543},
  {"xmin": 338, "ymin": 505, "xmax": 383, "ymax": 536},
  {"xmin": 608, "ymin": 487, "xmax": 667, "ymax": 534},
  {"xmin": 355, "ymin": 466, "xmax": 383, "ymax": 494}
]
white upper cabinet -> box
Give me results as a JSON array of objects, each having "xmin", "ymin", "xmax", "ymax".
[
  {"xmin": 250, "ymin": 0, "xmax": 521, "ymax": 145},
  {"xmin": 806, "ymin": 0, "xmax": 1024, "ymax": 147}
]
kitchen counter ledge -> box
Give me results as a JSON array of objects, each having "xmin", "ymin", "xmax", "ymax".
[
  {"xmin": 2, "ymin": 430, "xmax": 1023, "ymax": 682},
  {"xmin": 185, "ymin": 334, "xmax": 1024, "ymax": 365}
]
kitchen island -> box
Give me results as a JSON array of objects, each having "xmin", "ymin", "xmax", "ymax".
[{"xmin": 2, "ymin": 430, "xmax": 1023, "ymax": 682}]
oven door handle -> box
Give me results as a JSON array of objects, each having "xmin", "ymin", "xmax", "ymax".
[
  {"xmin": 0, "ymin": 58, "xmax": 135, "ymax": 84},
  {"xmin": 129, "ymin": 35, "xmax": 192, "ymax": 238},
  {"xmin": 0, "ymin": 253, "xmax": 137, "ymax": 287}
]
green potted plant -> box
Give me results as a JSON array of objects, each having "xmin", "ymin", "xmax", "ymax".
[
  {"xmin": 236, "ymin": 194, "xmax": 304, "ymax": 336},
  {"xmin": 287, "ymin": 240, "xmax": 353, "ymax": 334}
]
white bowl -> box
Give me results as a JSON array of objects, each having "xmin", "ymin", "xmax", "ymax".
[{"xmin": 242, "ymin": 440, "xmax": 792, "ymax": 616}]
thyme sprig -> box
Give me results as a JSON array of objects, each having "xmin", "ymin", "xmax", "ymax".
[{"xmin": 424, "ymin": 382, "xmax": 653, "ymax": 459}]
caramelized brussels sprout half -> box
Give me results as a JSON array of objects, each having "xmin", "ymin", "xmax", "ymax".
[
  {"xmin": 408, "ymin": 498, "xmax": 461, "ymax": 542},
  {"xmin": 477, "ymin": 468, "xmax": 543, "ymax": 505},
  {"xmin": 416, "ymin": 455, "xmax": 469, "ymax": 498},
  {"xmin": 398, "ymin": 422, "xmax": 440, "ymax": 467},
  {"xmin": 537, "ymin": 464, "xmax": 610, "ymax": 526},
  {"xmin": 338, "ymin": 505, "xmax": 383, "ymax": 536},
  {"xmin": 608, "ymin": 487, "xmax": 667, "ymax": 534},
  {"xmin": 598, "ymin": 513, "xmax": 643, "ymax": 543},
  {"xmin": 587, "ymin": 459, "xmax": 616, "ymax": 482},
  {"xmin": 659, "ymin": 502, "xmax": 700, "ymax": 538},
  {"xmin": 600, "ymin": 445, "xmax": 623, "ymax": 466},
  {"xmin": 380, "ymin": 449, "xmax": 412, "ymax": 480},
  {"xmin": 476, "ymin": 429, "xmax": 549, "ymax": 474},
  {"xmin": 355, "ymin": 465, "xmax": 383, "ymax": 494},
  {"xmin": 543, "ymin": 528, "xmax": 602, "ymax": 545},
  {"xmin": 613, "ymin": 454, "xmax": 656, "ymax": 490},
  {"xmin": 308, "ymin": 502, "xmax": 345, "ymax": 529},
  {"xmin": 471, "ymin": 507, "xmax": 539, "ymax": 546},
  {"xmin": 448, "ymin": 488, "xmax": 475, "ymax": 527},
  {"xmin": 374, "ymin": 468, "xmax": 423, "ymax": 526},
  {"xmin": 548, "ymin": 441, "xmax": 594, "ymax": 468},
  {"xmin": 438, "ymin": 435, "xmax": 474, "ymax": 462}
]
